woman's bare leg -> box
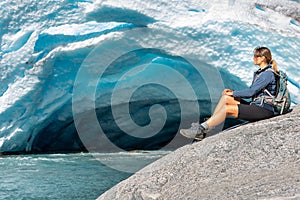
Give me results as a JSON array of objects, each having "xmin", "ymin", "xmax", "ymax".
[
  {"xmin": 179, "ymin": 94, "xmax": 240, "ymax": 140},
  {"xmin": 205, "ymin": 95, "xmax": 239, "ymax": 128}
]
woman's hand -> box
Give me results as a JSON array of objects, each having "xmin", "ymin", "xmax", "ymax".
[{"xmin": 222, "ymin": 89, "xmax": 233, "ymax": 96}]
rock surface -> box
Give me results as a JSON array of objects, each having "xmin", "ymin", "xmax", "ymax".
[{"xmin": 98, "ymin": 105, "xmax": 300, "ymax": 200}]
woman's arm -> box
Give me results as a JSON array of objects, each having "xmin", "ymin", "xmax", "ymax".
[{"xmin": 233, "ymin": 71, "xmax": 274, "ymax": 98}]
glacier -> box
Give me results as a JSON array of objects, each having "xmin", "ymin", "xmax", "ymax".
[{"xmin": 0, "ymin": 0, "xmax": 299, "ymax": 154}]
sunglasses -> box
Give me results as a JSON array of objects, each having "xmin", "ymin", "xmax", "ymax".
[{"xmin": 254, "ymin": 54, "xmax": 263, "ymax": 58}]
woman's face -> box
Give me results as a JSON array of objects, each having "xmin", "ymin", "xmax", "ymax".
[{"xmin": 253, "ymin": 52, "xmax": 266, "ymax": 66}]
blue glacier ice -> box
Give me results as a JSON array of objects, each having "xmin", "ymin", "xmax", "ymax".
[{"xmin": 0, "ymin": 0, "xmax": 299, "ymax": 153}]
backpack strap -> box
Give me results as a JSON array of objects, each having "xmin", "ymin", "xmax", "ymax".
[
  {"xmin": 264, "ymin": 88, "xmax": 274, "ymax": 98},
  {"xmin": 265, "ymin": 68, "xmax": 280, "ymax": 77}
]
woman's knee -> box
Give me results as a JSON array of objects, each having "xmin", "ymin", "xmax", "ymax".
[
  {"xmin": 223, "ymin": 95, "xmax": 240, "ymax": 106},
  {"xmin": 225, "ymin": 105, "xmax": 239, "ymax": 117}
]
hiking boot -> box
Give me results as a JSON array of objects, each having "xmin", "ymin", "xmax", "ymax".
[
  {"xmin": 180, "ymin": 124, "xmax": 206, "ymax": 141},
  {"xmin": 191, "ymin": 122, "xmax": 200, "ymax": 127}
]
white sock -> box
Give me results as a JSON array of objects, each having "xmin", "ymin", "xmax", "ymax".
[{"xmin": 200, "ymin": 122, "xmax": 209, "ymax": 130}]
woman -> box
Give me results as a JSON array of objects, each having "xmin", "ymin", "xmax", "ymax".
[{"xmin": 180, "ymin": 47, "xmax": 278, "ymax": 141}]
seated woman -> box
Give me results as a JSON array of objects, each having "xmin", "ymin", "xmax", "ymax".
[{"xmin": 180, "ymin": 46, "xmax": 278, "ymax": 141}]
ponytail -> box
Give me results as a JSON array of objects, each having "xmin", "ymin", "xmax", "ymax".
[{"xmin": 270, "ymin": 60, "xmax": 279, "ymax": 72}]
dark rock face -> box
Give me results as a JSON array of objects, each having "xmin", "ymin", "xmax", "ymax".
[{"xmin": 98, "ymin": 105, "xmax": 300, "ymax": 200}]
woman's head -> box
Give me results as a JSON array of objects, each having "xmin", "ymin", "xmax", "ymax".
[
  {"xmin": 253, "ymin": 46, "xmax": 278, "ymax": 71},
  {"xmin": 253, "ymin": 47, "xmax": 272, "ymax": 64}
]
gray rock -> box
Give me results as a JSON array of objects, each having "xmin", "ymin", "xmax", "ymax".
[{"xmin": 98, "ymin": 105, "xmax": 300, "ymax": 200}]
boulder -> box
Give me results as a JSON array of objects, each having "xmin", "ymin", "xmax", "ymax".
[{"xmin": 98, "ymin": 105, "xmax": 300, "ymax": 200}]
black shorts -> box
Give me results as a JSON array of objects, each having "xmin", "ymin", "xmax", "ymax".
[{"xmin": 238, "ymin": 103, "xmax": 274, "ymax": 122}]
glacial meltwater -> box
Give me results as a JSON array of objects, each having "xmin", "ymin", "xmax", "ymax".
[{"xmin": 0, "ymin": 151, "xmax": 168, "ymax": 199}]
